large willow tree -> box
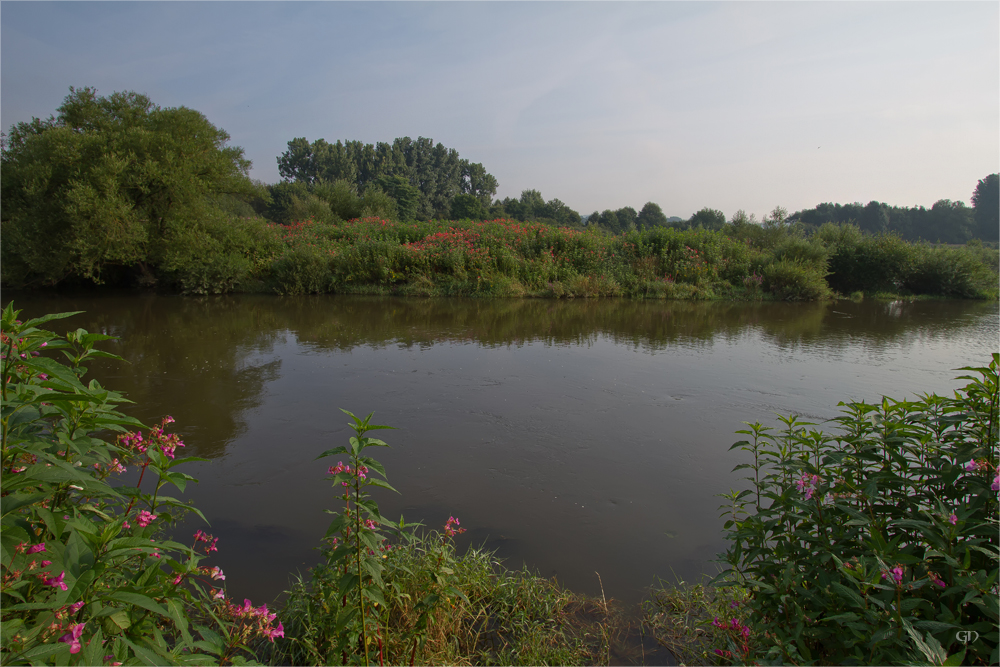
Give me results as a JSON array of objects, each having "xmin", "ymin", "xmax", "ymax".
[{"xmin": 1, "ymin": 87, "xmax": 263, "ymax": 287}]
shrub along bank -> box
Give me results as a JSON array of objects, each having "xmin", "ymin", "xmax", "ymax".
[
  {"xmin": 124, "ymin": 216, "xmax": 999, "ymax": 300},
  {"xmin": 2, "ymin": 306, "xmax": 997, "ymax": 665}
]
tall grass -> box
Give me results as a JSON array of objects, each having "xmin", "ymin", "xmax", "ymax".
[{"xmin": 225, "ymin": 217, "xmax": 997, "ymax": 300}]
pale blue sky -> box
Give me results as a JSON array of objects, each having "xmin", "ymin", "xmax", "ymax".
[{"xmin": 2, "ymin": 1, "xmax": 997, "ymax": 219}]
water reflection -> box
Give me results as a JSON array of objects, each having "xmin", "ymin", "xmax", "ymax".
[
  {"xmin": 3, "ymin": 291, "xmax": 997, "ymax": 607},
  {"xmin": 3, "ymin": 294, "xmax": 284, "ymax": 458}
]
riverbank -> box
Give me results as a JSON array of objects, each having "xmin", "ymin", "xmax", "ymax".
[
  {"xmin": 5, "ymin": 217, "xmax": 998, "ymax": 301},
  {"xmin": 190, "ymin": 217, "xmax": 1000, "ymax": 301}
]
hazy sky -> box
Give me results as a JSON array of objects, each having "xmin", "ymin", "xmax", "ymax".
[{"xmin": 2, "ymin": 1, "xmax": 997, "ymax": 219}]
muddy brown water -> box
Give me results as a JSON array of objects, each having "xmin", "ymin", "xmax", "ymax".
[{"xmin": 4, "ymin": 292, "xmax": 997, "ymax": 611}]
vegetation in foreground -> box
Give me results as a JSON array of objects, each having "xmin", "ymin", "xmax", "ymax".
[
  {"xmin": 2, "ymin": 306, "xmax": 997, "ymax": 665},
  {"xmin": 716, "ymin": 353, "xmax": 999, "ymax": 665}
]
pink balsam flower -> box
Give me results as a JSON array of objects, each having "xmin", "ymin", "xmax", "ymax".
[
  {"xmin": 45, "ymin": 571, "xmax": 68, "ymax": 591},
  {"xmin": 58, "ymin": 623, "xmax": 85, "ymax": 654}
]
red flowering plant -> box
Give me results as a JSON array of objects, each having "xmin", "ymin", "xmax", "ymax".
[{"xmin": 0, "ymin": 304, "xmax": 278, "ymax": 665}]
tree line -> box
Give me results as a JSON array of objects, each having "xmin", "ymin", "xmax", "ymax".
[
  {"xmin": 1, "ymin": 87, "xmax": 996, "ymax": 290},
  {"xmin": 787, "ymin": 181, "xmax": 999, "ymax": 244}
]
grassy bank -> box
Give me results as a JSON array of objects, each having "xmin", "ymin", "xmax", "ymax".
[{"xmin": 72, "ymin": 215, "xmax": 1000, "ymax": 300}]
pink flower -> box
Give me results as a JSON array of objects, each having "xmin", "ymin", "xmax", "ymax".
[
  {"xmin": 27, "ymin": 543, "xmax": 45, "ymax": 554},
  {"xmin": 795, "ymin": 473, "xmax": 822, "ymax": 501},
  {"xmin": 212, "ymin": 588, "xmax": 225, "ymax": 601},
  {"xmin": 173, "ymin": 574, "xmax": 183, "ymax": 585},
  {"xmin": 266, "ymin": 621, "xmax": 285, "ymax": 642},
  {"xmin": 45, "ymin": 571, "xmax": 68, "ymax": 590},
  {"xmin": 444, "ymin": 515, "xmax": 466, "ymax": 537},
  {"xmin": 948, "ymin": 514, "xmax": 958, "ymax": 525},
  {"xmin": 964, "ymin": 460, "xmax": 981, "ymax": 472},
  {"xmin": 210, "ymin": 566, "xmax": 225, "ymax": 581},
  {"xmin": 136, "ymin": 510, "xmax": 156, "ymax": 527},
  {"xmin": 881, "ymin": 566, "xmax": 904, "ymax": 585},
  {"xmin": 122, "ymin": 520, "xmax": 131, "ymax": 530},
  {"xmin": 58, "ymin": 622, "xmax": 85, "ymax": 653},
  {"xmin": 41, "ymin": 560, "xmax": 52, "ymax": 567},
  {"xmin": 992, "ymin": 474, "xmax": 999, "ymax": 491}
]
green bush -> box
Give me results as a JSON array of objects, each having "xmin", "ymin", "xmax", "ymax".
[
  {"xmin": 904, "ymin": 245, "xmax": 997, "ymax": 298},
  {"xmin": 159, "ymin": 215, "xmax": 282, "ymax": 294},
  {"xmin": 719, "ymin": 355, "xmax": 999, "ymax": 665},
  {"xmin": 761, "ymin": 260, "xmax": 831, "ymax": 300},
  {"xmin": 271, "ymin": 246, "xmax": 333, "ymax": 295},
  {"xmin": 824, "ymin": 230, "xmax": 913, "ymax": 295},
  {"xmin": 1, "ymin": 305, "xmax": 282, "ymax": 665}
]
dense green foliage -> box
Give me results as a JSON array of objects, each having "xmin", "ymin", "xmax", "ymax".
[
  {"xmin": 490, "ymin": 189, "xmax": 583, "ymax": 228},
  {"xmin": 719, "ymin": 355, "xmax": 999, "ymax": 665},
  {"xmin": 0, "ymin": 305, "xmax": 284, "ymax": 665},
  {"xmin": 0, "ymin": 88, "xmax": 265, "ymax": 289},
  {"xmin": 276, "ymin": 136, "xmax": 497, "ymax": 221},
  {"xmin": 263, "ymin": 217, "xmax": 997, "ymax": 300}
]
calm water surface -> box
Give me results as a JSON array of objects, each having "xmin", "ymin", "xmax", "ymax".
[{"xmin": 5, "ymin": 293, "xmax": 998, "ymax": 606}]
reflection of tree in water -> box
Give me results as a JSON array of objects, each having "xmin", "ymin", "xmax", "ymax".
[
  {"xmin": 754, "ymin": 299, "xmax": 998, "ymax": 353},
  {"xmin": 275, "ymin": 297, "xmax": 789, "ymax": 351},
  {"xmin": 272, "ymin": 296, "xmax": 996, "ymax": 355},
  {"xmin": 5, "ymin": 292, "xmax": 994, "ymax": 457},
  {"xmin": 2, "ymin": 292, "xmax": 284, "ymax": 459}
]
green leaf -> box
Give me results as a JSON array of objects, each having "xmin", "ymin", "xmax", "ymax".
[
  {"xmin": 21, "ymin": 311, "xmax": 85, "ymax": 329},
  {"xmin": 338, "ymin": 573, "xmax": 360, "ymax": 596},
  {"xmin": 106, "ymin": 591, "xmax": 170, "ymax": 618},
  {"xmin": 912, "ymin": 620, "xmax": 959, "ymax": 632},
  {"xmin": 122, "ymin": 637, "xmax": 169, "ymax": 666},
  {"xmin": 13, "ymin": 642, "xmax": 69, "ymax": 664},
  {"xmin": 103, "ymin": 611, "xmax": 132, "ymax": 635},
  {"xmin": 822, "ymin": 612, "xmax": 860, "ymax": 623},
  {"xmin": 317, "ymin": 446, "xmax": 350, "ymax": 460},
  {"xmin": 366, "ymin": 478, "xmax": 399, "ymax": 494},
  {"xmin": 942, "ymin": 649, "xmax": 966, "ymax": 666},
  {"xmin": 363, "ymin": 587, "xmax": 387, "ymax": 608},
  {"xmin": 0, "ymin": 491, "xmax": 49, "ymax": 517}
]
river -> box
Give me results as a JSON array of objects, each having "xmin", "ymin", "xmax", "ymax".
[{"xmin": 4, "ymin": 292, "xmax": 997, "ymax": 607}]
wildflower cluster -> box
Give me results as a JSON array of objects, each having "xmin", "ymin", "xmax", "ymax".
[
  {"xmin": 710, "ymin": 615, "xmax": 753, "ymax": 661},
  {"xmin": 722, "ymin": 355, "xmax": 999, "ymax": 665},
  {"xmin": 794, "ymin": 472, "xmax": 822, "ymax": 501},
  {"xmin": 218, "ymin": 597, "xmax": 285, "ymax": 643},
  {"xmin": 443, "ymin": 515, "xmax": 465, "ymax": 538},
  {"xmin": 1, "ymin": 305, "xmax": 276, "ymax": 665}
]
